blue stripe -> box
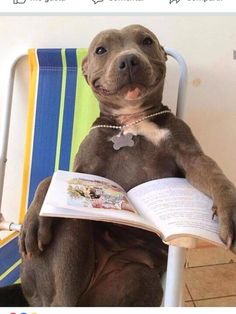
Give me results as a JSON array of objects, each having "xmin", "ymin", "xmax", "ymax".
[
  {"xmin": 0, "ymin": 265, "xmax": 20, "ymax": 287},
  {"xmin": 28, "ymin": 49, "xmax": 63, "ymax": 206},
  {"xmin": 59, "ymin": 49, "xmax": 77, "ymax": 170},
  {"xmin": 37, "ymin": 49, "xmax": 63, "ymax": 68},
  {"xmin": 0, "ymin": 238, "xmax": 20, "ymax": 275}
]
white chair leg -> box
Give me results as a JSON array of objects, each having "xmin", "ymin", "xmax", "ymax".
[
  {"xmin": 164, "ymin": 245, "xmax": 186, "ymax": 307},
  {"xmin": 0, "ymin": 55, "xmax": 26, "ymax": 214}
]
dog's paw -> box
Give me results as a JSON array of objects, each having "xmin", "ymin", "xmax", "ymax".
[
  {"xmin": 19, "ymin": 215, "xmax": 53, "ymax": 259},
  {"xmin": 19, "ymin": 177, "xmax": 53, "ymax": 259},
  {"xmin": 218, "ymin": 205, "xmax": 236, "ymax": 253}
]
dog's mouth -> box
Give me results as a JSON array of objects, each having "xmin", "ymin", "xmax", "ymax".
[
  {"xmin": 93, "ymin": 69, "xmax": 164, "ymax": 101},
  {"xmin": 118, "ymin": 84, "xmax": 146, "ymax": 101},
  {"xmin": 93, "ymin": 82, "xmax": 148, "ymax": 101}
]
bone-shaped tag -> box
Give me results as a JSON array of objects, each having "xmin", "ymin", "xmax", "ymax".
[{"xmin": 111, "ymin": 133, "xmax": 135, "ymax": 150}]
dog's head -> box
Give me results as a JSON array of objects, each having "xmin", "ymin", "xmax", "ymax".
[{"xmin": 83, "ymin": 25, "xmax": 167, "ymax": 115}]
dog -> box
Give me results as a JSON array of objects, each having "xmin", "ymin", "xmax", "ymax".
[{"xmin": 1, "ymin": 24, "xmax": 236, "ymax": 307}]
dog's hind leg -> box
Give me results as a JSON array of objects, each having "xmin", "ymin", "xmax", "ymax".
[
  {"xmin": 21, "ymin": 219, "xmax": 96, "ymax": 306},
  {"xmin": 77, "ymin": 263, "xmax": 163, "ymax": 307},
  {"xmin": 51, "ymin": 220, "xmax": 96, "ymax": 306}
]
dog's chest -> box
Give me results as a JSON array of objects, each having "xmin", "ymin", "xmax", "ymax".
[
  {"xmin": 122, "ymin": 120, "xmax": 171, "ymax": 146},
  {"xmin": 98, "ymin": 124, "xmax": 179, "ymax": 190},
  {"xmin": 76, "ymin": 119, "xmax": 181, "ymax": 191}
]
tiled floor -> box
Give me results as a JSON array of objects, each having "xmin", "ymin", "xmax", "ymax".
[{"xmin": 184, "ymin": 247, "xmax": 236, "ymax": 307}]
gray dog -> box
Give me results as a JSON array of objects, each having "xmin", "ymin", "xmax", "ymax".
[{"xmin": 12, "ymin": 25, "xmax": 236, "ymax": 306}]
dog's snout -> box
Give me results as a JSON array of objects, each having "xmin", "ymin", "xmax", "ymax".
[{"xmin": 118, "ymin": 54, "xmax": 140, "ymax": 72}]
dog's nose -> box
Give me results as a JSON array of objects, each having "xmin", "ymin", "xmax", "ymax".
[{"xmin": 118, "ymin": 54, "xmax": 140, "ymax": 71}]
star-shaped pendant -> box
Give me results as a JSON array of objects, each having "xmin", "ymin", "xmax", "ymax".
[{"xmin": 111, "ymin": 133, "xmax": 135, "ymax": 150}]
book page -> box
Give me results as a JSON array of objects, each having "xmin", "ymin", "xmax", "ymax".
[
  {"xmin": 40, "ymin": 170, "xmax": 155, "ymax": 232},
  {"xmin": 128, "ymin": 178, "xmax": 223, "ymax": 246}
]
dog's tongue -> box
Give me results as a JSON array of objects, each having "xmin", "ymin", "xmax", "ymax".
[{"xmin": 125, "ymin": 87, "xmax": 141, "ymax": 100}]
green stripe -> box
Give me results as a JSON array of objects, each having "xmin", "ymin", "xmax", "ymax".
[
  {"xmin": 55, "ymin": 49, "xmax": 67, "ymax": 171},
  {"xmin": 0, "ymin": 259, "xmax": 21, "ymax": 281},
  {"xmin": 69, "ymin": 49, "xmax": 99, "ymax": 170}
]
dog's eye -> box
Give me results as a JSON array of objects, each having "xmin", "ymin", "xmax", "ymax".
[
  {"xmin": 143, "ymin": 37, "xmax": 153, "ymax": 46},
  {"xmin": 95, "ymin": 47, "xmax": 107, "ymax": 55}
]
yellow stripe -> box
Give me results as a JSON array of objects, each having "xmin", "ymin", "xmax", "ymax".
[
  {"xmin": 0, "ymin": 232, "xmax": 18, "ymax": 247},
  {"xmin": 14, "ymin": 278, "xmax": 21, "ymax": 284},
  {"xmin": 0, "ymin": 259, "xmax": 21, "ymax": 281},
  {"xmin": 55, "ymin": 49, "xmax": 67, "ymax": 171},
  {"xmin": 19, "ymin": 49, "xmax": 38, "ymax": 224}
]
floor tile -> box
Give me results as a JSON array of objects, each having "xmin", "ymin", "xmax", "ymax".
[
  {"xmin": 186, "ymin": 247, "xmax": 236, "ymax": 268},
  {"xmin": 195, "ymin": 295, "xmax": 236, "ymax": 307},
  {"xmin": 185, "ymin": 263, "xmax": 236, "ymax": 300}
]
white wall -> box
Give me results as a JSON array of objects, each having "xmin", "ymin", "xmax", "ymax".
[{"xmin": 0, "ymin": 15, "xmax": 236, "ymax": 228}]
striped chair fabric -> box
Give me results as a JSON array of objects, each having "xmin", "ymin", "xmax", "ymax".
[{"xmin": 0, "ymin": 48, "xmax": 99, "ymax": 286}]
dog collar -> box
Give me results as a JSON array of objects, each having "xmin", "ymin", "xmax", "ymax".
[{"xmin": 90, "ymin": 109, "xmax": 171, "ymax": 150}]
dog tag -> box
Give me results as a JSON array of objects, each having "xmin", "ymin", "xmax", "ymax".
[{"xmin": 111, "ymin": 133, "xmax": 135, "ymax": 150}]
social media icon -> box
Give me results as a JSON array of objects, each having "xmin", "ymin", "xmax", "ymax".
[
  {"xmin": 169, "ymin": 0, "xmax": 181, "ymax": 4},
  {"xmin": 13, "ymin": 0, "xmax": 27, "ymax": 4},
  {"xmin": 92, "ymin": 0, "xmax": 104, "ymax": 4}
]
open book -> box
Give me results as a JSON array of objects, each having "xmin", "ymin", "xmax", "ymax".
[{"xmin": 40, "ymin": 170, "xmax": 223, "ymax": 249}]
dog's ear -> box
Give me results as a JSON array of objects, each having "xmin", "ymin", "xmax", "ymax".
[
  {"xmin": 161, "ymin": 46, "xmax": 168, "ymax": 61},
  {"xmin": 82, "ymin": 56, "xmax": 89, "ymax": 84}
]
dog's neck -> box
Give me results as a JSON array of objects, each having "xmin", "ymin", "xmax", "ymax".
[
  {"xmin": 97, "ymin": 81, "xmax": 165, "ymax": 126},
  {"xmin": 99, "ymin": 103, "xmax": 164, "ymax": 126}
]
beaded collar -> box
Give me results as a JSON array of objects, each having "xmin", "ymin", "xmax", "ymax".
[{"xmin": 91, "ymin": 109, "xmax": 171, "ymax": 150}]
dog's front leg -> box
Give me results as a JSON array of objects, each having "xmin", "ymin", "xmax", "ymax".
[
  {"xmin": 20, "ymin": 177, "xmax": 54, "ymax": 257},
  {"xmin": 173, "ymin": 122, "xmax": 236, "ymax": 252}
]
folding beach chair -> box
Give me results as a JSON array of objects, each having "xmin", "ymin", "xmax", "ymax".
[{"xmin": 0, "ymin": 47, "xmax": 187, "ymax": 306}]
